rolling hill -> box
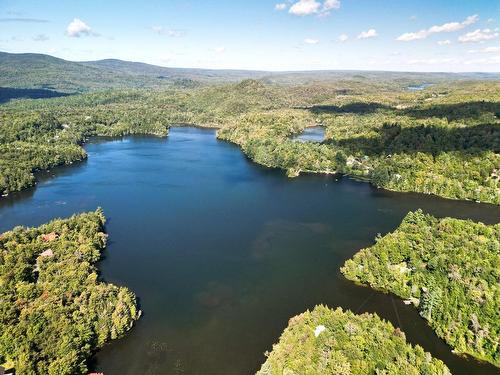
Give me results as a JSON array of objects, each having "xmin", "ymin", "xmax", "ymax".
[
  {"xmin": 0, "ymin": 51, "xmax": 266, "ymax": 93},
  {"xmin": 1, "ymin": 51, "xmax": 499, "ymax": 96}
]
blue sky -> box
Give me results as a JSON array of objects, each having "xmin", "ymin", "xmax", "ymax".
[{"xmin": 0, "ymin": 0, "xmax": 499, "ymax": 72}]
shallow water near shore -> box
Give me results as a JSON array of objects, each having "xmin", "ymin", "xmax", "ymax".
[{"xmin": 0, "ymin": 127, "xmax": 498, "ymax": 375}]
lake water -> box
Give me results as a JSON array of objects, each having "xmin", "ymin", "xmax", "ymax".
[
  {"xmin": 292, "ymin": 126, "xmax": 325, "ymax": 142},
  {"xmin": 407, "ymin": 83, "xmax": 433, "ymax": 91},
  {"xmin": 0, "ymin": 127, "xmax": 498, "ymax": 375}
]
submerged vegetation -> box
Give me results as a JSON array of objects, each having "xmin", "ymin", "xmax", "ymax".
[
  {"xmin": 341, "ymin": 210, "xmax": 499, "ymax": 366},
  {"xmin": 257, "ymin": 305, "xmax": 451, "ymax": 375},
  {"xmin": 0, "ymin": 209, "xmax": 140, "ymax": 374},
  {"xmin": 1, "ymin": 77, "xmax": 498, "ymax": 204}
]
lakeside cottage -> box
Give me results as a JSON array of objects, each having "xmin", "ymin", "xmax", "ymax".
[{"xmin": 41, "ymin": 232, "xmax": 58, "ymax": 242}]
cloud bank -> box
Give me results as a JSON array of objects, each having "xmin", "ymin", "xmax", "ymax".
[
  {"xmin": 397, "ymin": 15, "xmax": 478, "ymax": 41},
  {"xmin": 289, "ymin": 0, "xmax": 340, "ymax": 16}
]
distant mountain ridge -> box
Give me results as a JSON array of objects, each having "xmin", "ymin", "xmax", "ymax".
[
  {"xmin": 80, "ymin": 58, "xmax": 267, "ymax": 80},
  {"xmin": 0, "ymin": 51, "xmax": 266, "ymax": 93},
  {"xmin": 1, "ymin": 51, "xmax": 499, "ymax": 93}
]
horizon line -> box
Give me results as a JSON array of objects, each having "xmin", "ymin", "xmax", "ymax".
[{"xmin": 2, "ymin": 50, "xmax": 500, "ymax": 75}]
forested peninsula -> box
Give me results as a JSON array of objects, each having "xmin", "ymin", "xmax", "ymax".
[
  {"xmin": 0, "ymin": 210, "xmax": 140, "ymax": 374},
  {"xmin": 341, "ymin": 210, "xmax": 499, "ymax": 366},
  {"xmin": 257, "ymin": 305, "xmax": 451, "ymax": 375},
  {"xmin": 1, "ymin": 77, "xmax": 498, "ymax": 204}
]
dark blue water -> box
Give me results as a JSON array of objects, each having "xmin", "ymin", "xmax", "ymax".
[
  {"xmin": 292, "ymin": 126, "xmax": 325, "ymax": 142},
  {"xmin": 0, "ymin": 127, "xmax": 498, "ymax": 375}
]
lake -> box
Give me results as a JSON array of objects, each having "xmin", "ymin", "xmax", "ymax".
[
  {"xmin": 292, "ymin": 125, "xmax": 325, "ymax": 142},
  {"xmin": 0, "ymin": 127, "xmax": 498, "ymax": 375},
  {"xmin": 407, "ymin": 83, "xmax": 433, "ymax": 91}
]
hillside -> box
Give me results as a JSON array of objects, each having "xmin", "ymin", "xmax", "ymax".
[
  {"xmin": 2, "ymin": 51, "xmax": 499, "ymax": 96},
  {"xmin": 0, "ymin": 52, "xmax": 163, "ymax": 93},
  {"xmin": 0, "ymin": 52, "xmax": 265, "ymax": 93},
  {"xmin": 80, "ymin": 58, "xmax": 266, "ymax": 82}
]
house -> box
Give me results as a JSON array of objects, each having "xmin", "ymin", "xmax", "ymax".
[
  {"xmin": 39, "ymin": 249, "xmax": 54, "ymax": 257},
  {"xmin": 41, "ymin": 232, "xmax": 58, "ymax": 242}
]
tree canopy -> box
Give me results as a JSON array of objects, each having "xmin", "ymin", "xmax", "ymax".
[
  {"xmin": 257, "ymin": 305, "xmax": 451, "ymax": 375},
  {"xmin": 0, "ymin": 209, "xmax": 140, "ymax": 374},
  {"xmin": 341, "ymin": 210, "xmax": 499, "ymax": 366}
]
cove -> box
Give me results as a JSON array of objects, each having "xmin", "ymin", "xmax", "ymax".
[{"xmin": 0, "ymin": 127, "xmax": 498, "ymax": 375}]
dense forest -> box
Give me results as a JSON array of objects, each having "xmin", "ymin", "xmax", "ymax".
[
  {"xmin": 257, "ymin": 305, "xmax": 450, "ymax": 375},
  {"xmin": 216, "ymin": 81, "xmax": 499, "ymax": 204},
  {"xmin": 1, "ymin": 75, "xmax": 498, "ymax": 204},
  {"xmin": 341, "ymin": 210, "xmax": 499, "ymax": 366},
  {"xmin": 0, "ymin": 52, "xmax": 499, "ymax": 373},
  {"xmin": 0, "ymin": 210, "xmax": 140, "ymax": 374}
]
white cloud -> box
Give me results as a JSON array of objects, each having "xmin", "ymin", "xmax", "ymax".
[
  {"xmin": 467, "ymin": 46, "xmax": 500, "ymax": 54},
  {"xmin": 304, "ymin": 38, "xmax": 319, "ymax": 44},
  {"xmin": 337, "ymin": 33, "xmax": 348, "ymax": 42},
  {"xmin": 289, "ymin": 0, "xmax": 321, "ymax": 15},
  {"xmin": 397, "ymin": 30, "xmax": 426, "ymax": 41},
  {"xmin": 429, "ymin": 14, "xmax": 477, "ymax": 32},
  {"xmin": 213, "ymin": 46, "xmax": 225, "ymax": 53},
  {"xmin": 458, "ymin": 28, "xmax": 499, "ymax": 43},
  {"xmin": 66, "ymin": 18, "xmax": 95, "ymax": 37},
  {"xmin": 357, "ymin": 29, "xmax": 377, "ymax": 39},
  {"xmin": 275, "ymin": 3, "xmax": 287, "ymax": 11},
  {"xmin": 437, "ymin": 39, "xmax": 451, "ymax": 45},
  {"xmin": 151, "ymin": 26, "xmax": 163, "ymax": 33},
  {"xmin": 480, "ymin": 46, "xmax": 500, "ymax": 52},
  {"xmin": 152, "ymin": 26, "xmax": 185, "ymax": 37},
  {"xmin": 397, "ymin": 14, "xmax": 478, "ymax": 42},
  {"xmin": 323, "ymin": 0, "xmax": 340, "ymax": 11},
  {"xmin": 289, "ymin": 0, "xmax": 340, "ymax": 16},
  {"xmin": 167, "ymin": 30, "xmax": 183, "ymax": 37}
]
